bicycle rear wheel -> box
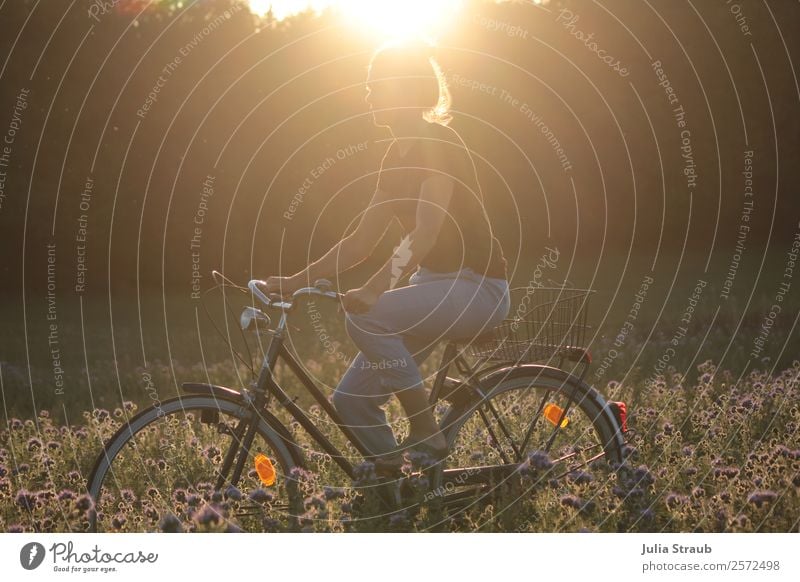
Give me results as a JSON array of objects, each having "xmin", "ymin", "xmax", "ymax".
[
  {"xmin": 86, "ymin": 396, "xmax": 303, "ymax": 532},
  {"xmin": 434, "ymin": 366, "xmax": 624, "ymax": 530}
]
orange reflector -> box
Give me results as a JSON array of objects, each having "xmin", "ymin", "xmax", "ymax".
[
  {"xmin": 543, "ymin": 403, "xmax": 569, "ymax": 428},
  {"xmin": 254, "ymin": 453, "xmax": 276, "ymax": 486}
]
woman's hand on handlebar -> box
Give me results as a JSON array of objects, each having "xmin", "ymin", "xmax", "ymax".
[{"xmin": 342, "ymin": 286, "xmax": 380, "ymax": 314}]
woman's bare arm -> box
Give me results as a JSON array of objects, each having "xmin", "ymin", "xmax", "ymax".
[
  {"xmin": 363, "ymin": 171, "xmax": 455, "ymax": 294},
  {"xmin": 289, "ymin": 186, "xmax": 397, "ymax": 285}
]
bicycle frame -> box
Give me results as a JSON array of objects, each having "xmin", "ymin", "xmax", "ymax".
[
  {"xmin": 192, "ymin": 281, "xmax": 619, "ymax": 494},
  {"xmin": 212, "ymin": 302, "xmax": 487, "ymax": 482}
]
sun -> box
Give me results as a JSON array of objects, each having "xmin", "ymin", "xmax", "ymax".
[
  {"xmin": 337, "ymin": 0, "xmax": 463, "ymax": 41},
  {"xmin": 247, "ymin": 1, "xmax": 463, "ymax": 41}
]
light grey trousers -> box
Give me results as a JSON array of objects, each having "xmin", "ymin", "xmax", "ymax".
[{"xmin": 332, "ymin": 266, "xmax": 510, "ymax": 457}]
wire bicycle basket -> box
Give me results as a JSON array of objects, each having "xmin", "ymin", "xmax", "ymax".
[{"xmin": 467, "ymin": 287, "xmax": 595, "ymax": 364}]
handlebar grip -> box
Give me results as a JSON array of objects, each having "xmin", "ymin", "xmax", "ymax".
[{"xmin": 248, "ymin": 280, "xmax": 270, "ymax": 306}]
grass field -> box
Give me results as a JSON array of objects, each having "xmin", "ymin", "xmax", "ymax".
[{"xmin": 1, "ymin": 248, "xmax": 798, "ymax": 532}]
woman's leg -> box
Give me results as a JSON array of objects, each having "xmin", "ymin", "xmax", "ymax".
[
  {"xmin": 332, "ymin": 337, "xmax": 438, "ymax": 458},
  {"xmin": 334, "ymin": 274, "xmax": 509, "ymax": 455}
]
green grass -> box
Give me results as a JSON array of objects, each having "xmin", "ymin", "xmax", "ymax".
[{"xmin": 1, "ymin": 248, "xmax": 798, "ymax": 531}]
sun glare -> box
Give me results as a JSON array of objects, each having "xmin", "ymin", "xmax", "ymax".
[{"xmin": 247, "ymin": 0, "xmax": 463, "ymax": 40}]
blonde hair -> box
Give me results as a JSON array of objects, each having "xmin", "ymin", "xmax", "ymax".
[{"xmin": 367, "ymin": 39, "xmax": 453, "ymax": 126}]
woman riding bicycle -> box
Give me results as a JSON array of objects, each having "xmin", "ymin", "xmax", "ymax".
[{"xmin": 260, "ymin": 40, "xmax": 510, "ymax": 468}]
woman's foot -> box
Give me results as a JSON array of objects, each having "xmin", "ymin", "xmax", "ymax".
[
  {"xmin": 401, "ymin": 431, "xmax": 449, "ymax": 467},
  {"xmin": 405, "ymin": 430, "xmax": 447, "ymax": 454},
  {"xmin": 372, "ymin": 432, "xmax": 448, "ymax": 476}
]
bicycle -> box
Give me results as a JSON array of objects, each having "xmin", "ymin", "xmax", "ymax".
[{"xmin": 86, "ymin": 276, "xmax": 629, "ymax": 532}]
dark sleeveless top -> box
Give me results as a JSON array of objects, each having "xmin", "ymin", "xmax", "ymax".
[{"xmin": 376, "ymin": 125, "xmax": 508, "ymax": 280}]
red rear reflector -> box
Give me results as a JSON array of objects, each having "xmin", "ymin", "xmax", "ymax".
[{"xmin": 611, "ymin": 401, "xmax": 628, "ymax": 433}]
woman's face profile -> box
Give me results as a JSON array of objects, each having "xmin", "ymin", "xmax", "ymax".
[
  {"xmin": 365, "ymin": 65, "xmax": 434, "ymax": 130},
  {"xmin": 364, "ymin": 72, "xmax": 399, "ymax": 128}
]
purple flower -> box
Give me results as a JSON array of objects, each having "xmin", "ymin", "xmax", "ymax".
[
  {"xmin": 159, "ymin": 513, "xmax": 183, "ymax": 533},
  {"xmin": 144, "ymin": 505, "xmax": 159, "ymax": 521},
  {"xmin": 519, "ymin": 451, "xmax": 554, "ymax": 478},
  {"xmin": 201, "ymin": 445, "xmax": 222, "ymax": 462},
  {"xmin": 528, "ymin": 451, "xmax": 554, "ymax": 470},
  {"xmin": 568, "ymin": 470, "xmax": 593, "ymax": 485},
  {"xmin": 193, "ymin": 503, "xmax": 225, "ymax": 528},
  {"xmin": 75, "ymin": 494, "xmax": 94, "ymax": 513},
  {"xmin": 36, "ymin": 490, "xmax": 55, "ymax": 502},
  {"xmin": 248, "ymin": 489, "xmax": 273, "ymax": 503},
  {"xmin": 353, "ymin": 462, "xmax": 377, "ymax": 486},
  {"xmin": 665, "ymin": 492, "xmax": 688, "ymax": 509},
  {"xmin": 172, "ymin": 489, "xmax": 188, "ymax": 504},
  {"xmin": 305, "ymin": 495, "xmax": 326, "ymax": 511},
  {"xmin": 224, "ymin": 486, "xmax": 242, "ymax": 502},
  {"xmin": 389, "ymin": 511, "xmax": 409, "ymax": 529},
  {"xmin": 560, "ymin": 494, "xmax": 594, "ymax": 514},
  {"xmin": 57, "ymin": 489, "xmax": 77, "ymax": 502},
  {"xmin": 111, "ymin": 514, "xmax": 127, "ymax": 529},
  {"xmin": 323, "ymin": 486, "xmax": 345, "ymax": 501},
  {"xmin": 7, "ymin": 524, "xmax": 24, "ymax": 532},
  {"xmin": 26, "ymin": 438, "xmax": 42, "ymax": 452},
  {"xmin": 747, "ymin": 490, "xmax": 778, "ymax": 508},
  {"xmin": 15, "ymin": 489, "xmax": 37, "ymax": 511},
  {"xmin": 713, "ymin": 466, "xmax": 739, "ymax": 479},
  {"xmin": 633, "ymin": 465, "xmax": 655, "ymax": 486}
]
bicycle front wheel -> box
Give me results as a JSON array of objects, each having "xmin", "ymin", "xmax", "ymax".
[
  {"xmin": 86, "ymin": 396, "xmax": 302, "ymax": 532},
  {"xmin": 435, "ymin": 366, "xmax": 625, "ymax": 530}
]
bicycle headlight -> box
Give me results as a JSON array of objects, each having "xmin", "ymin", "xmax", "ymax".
[{"xmin": 240, "ymin": 306, "xmax": 270, "ymax": 331}]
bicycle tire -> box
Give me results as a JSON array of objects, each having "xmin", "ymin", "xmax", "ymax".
[
  {"xmin": 432, "ymin": 365, "xmax": 625, "ymax": 530},
  {"xmin": 86, "ymin": 395, "xmax": 303, "ymax": 532}
]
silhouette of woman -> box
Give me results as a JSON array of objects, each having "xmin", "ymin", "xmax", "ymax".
[{"xmin": 261, "ymin": 40, "xmax": 510, "ymax": 469}]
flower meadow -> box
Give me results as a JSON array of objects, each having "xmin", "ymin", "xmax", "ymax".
[{"xmin": 1, "ymin": 358, "xmax": 797, "ymax": 533}]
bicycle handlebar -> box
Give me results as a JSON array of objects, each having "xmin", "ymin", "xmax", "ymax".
[{"xmin": 247, "ymin": 278, "xmax": 342, "ymax": 310}]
